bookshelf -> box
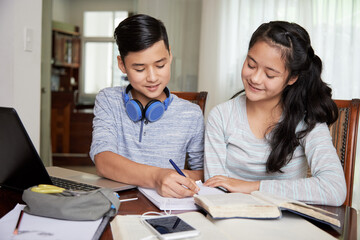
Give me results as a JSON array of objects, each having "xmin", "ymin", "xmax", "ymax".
[
  {"xmin": 51, "ymin": 21, "xmax": 94, "ymax": 167},
  {"xmin": 50, "ymin": 22, "xmax": 80, "ymax": 156},
  {"xmin": 51, "ymin": 23, "xmax": 81, "ymax": 92}
]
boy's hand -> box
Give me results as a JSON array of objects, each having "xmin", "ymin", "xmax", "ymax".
[{"xmin": 153, "ymin": 169, "xmax": 200, "ymax": 198}]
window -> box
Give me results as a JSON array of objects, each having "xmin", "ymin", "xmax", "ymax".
[{"xmin": 81, "ymin": 11, "xmax": 128, "ymax": 102}]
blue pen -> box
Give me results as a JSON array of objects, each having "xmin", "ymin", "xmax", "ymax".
[{"xmin": 169, "ymin": 159, "xmax": 186, "ymax": 177}]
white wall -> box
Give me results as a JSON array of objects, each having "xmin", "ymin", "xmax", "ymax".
[
  {"xmin": 52, "ymin": 0, "xmax": 72, "ymax": 22},
  {"xmin": 0, "ymin": 0, "xmax": 42, "ymax": 151},
  {"xmin": 52, "ymin": 0, "xmax": 135, "ymax": 28}
]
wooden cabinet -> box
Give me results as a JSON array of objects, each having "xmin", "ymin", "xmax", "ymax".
[
  {"xmin": 51, "ymin": 91, "xmax": 74, "ymax": 153},
  {"xmin": 51, "ymin": 91, "xmax": 94, "ymax": 166},
  {"xmin": 50, "ymin": 22, "xmax": 94, "ymax": 166},
  {"xmin": 51, "ymin": 23, "xmax": 81, "ymax": 155}
]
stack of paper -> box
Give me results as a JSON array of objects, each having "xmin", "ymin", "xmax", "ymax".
[{"xmin": 0, "ymin": 204, "xmax": 104, "ymax": 240}]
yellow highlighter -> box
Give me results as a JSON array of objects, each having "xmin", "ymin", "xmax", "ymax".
[{"xmin": 31, "ymin": 184, "xmax": 66, "ymax": 194}]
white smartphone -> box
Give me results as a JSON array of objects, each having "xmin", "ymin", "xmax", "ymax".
[{"xmin": 142, "ymin": 215, "xmax": 200, "ymax": 240}]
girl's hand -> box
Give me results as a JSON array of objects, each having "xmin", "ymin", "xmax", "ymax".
[{"xmin": 204, "ymin": 175, "xmax": 260, "ymax": 193}]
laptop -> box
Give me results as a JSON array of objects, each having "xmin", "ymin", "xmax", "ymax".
[{"xmin": 0, "ymin": 107, "xmax": 135, "ymax": 192}]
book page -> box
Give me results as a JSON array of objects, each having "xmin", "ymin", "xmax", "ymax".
[
  {"xmin": 279, "ymin": 202, "xmax": 341, "ymax": 227},
  {"xmin": 138, "ymin": 181, "xmax": 225, "ymax": 210},
  {"xmin": 196, "ymin": 181, "xmax": 226, "ymax": 195},
  {"xmin": 194, "ymin": 193, "xmax": 280, "ymax": 219},
  {"xmin": 111, "ymin": 212, "xmax": 230, "ymax": 240},
  {"xmin": 138, "ymin": 187, "xmax": 198, "ymax": 210},
  {"xmin": 251, "ymin": 191, "xmax": 336, "ymax": 215},
  {"xmin": 197, "ymin": 192, "xmax": 271, "ymax": 205},
  {"xmin": 250, "ymin": 191, "xmax": 341, "ymax": 227}
]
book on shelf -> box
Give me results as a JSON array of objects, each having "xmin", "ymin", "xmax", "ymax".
[
  {"xmin": 193, "ymin": 191, "xmax": 341, "ymax": 228},
  {"xmin": 53, "ymin": 31, "xmax": 80, "ymax": 66},
  {"xmin": 71, "ymin": 38, "xmax": 80, "ymax": 64}
]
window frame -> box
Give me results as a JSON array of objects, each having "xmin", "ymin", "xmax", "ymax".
[{"xmin": 78, "ymin": 11, "xmax": 128, "ymax": 104}]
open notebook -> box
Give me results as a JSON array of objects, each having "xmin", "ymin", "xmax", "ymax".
[
  {"xmin": 138, "ymin": 181, "xmax": 225, "ymax": 210},
  {"xmin": 0, "ymin": 107, "xmax": 135, "ymax": 192}
]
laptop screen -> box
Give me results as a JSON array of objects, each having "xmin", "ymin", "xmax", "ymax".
[{"xmin": 0, "ymin": 107, "xmax": 52, "ymax": 191}]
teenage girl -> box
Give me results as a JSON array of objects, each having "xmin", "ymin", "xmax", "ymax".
[{"xmin": 204, "ymin": 21, "xmax": 346, "ymax": 206}]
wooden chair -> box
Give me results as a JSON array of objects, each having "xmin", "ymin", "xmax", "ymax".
[
  {"xmin": 171, "ymin": 91, "xmax": 208, "ymax": 115},
  {"xmin": 171, "ymin": 91, "xmax": 208, "ymax": 169},
  {"xmin": 330, "ymin": 99, "xmax": 360, "ymax": 206}
]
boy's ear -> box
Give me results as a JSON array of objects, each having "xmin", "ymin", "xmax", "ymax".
[
  {"xmin": 288, "ymin": 76, "xmax": 298, "ymax": 86},
  {"xmin": 117, "ymin": 56, "xmax": 127, "ymax": 73}
]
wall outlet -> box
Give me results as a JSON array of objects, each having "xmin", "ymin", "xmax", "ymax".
[{"xmin": 24, "ymin": 27, "xmax": 33, "ymax": 52}]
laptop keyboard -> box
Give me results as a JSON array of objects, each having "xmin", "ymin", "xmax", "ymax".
[{"xmin": 50, "ymin": 176, "xmax": 100, "ymax": 192}]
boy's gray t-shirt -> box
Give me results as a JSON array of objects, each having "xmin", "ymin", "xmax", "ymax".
[{"xmin": 90, "ymin": 86, "xmax": 204, "ymax": 170}]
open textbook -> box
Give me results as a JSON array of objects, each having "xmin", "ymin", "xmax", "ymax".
[
  {"xmin": 193, "ymin": 191, "xmax": 341, "ymax": 228},
  {"xmin": 110, "ymin": 211, "xmax": 337, "ymax": 240}
]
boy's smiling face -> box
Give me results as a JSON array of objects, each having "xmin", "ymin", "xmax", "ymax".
[{"xmin": 118, "ymin": 40, "xmax": 172, "ymax": 106}]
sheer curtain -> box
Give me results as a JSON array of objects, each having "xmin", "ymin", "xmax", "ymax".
[
  {"xmin": 199, "ymin": 0, "xmax": 360, "ymax": 115},
  {"xmin": 198, "ymin": 0, "xmax": 360, "ymax": 210},
  {"xmin": 137, "ymin": 0, "xmax": 202, "ymax": 92}
]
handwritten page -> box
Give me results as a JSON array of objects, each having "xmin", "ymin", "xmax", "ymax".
[
  {"xmin": 0, "ymin": 204, "xmax": 102, "ymax": 240},
  {"xmin": 138, "ymin": 181, "xmax": 225, "ymax": 210}
]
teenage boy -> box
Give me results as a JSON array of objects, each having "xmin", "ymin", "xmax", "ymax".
[{"xmin": 90, "ymin": 14, "xmax": 204, "ymax": 198}]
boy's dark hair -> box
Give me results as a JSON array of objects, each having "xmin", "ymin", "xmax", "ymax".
[
  {"xmin": 233, "ymin": 21, "xmax": 338, "ymax": 173},
  {"xmin": 114, "ymin": 14, "xmax": 170, "ymax": 63}
]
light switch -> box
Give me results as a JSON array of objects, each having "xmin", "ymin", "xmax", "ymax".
[{"xmin": 24, "ymin": 28, "xmax": 33, "ymax": 52}]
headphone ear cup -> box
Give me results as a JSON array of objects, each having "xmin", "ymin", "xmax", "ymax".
[
  {"xmin": 126, "ymin": 99, "xmax": 144, "ymax": 122},
  {"xmin": 144, "ymin": 100, "xmax": 165, "ymax": 122}
]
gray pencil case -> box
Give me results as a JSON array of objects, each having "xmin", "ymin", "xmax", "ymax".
[{"xmin": 22, "ymin": 187, "xmax": 120, "ymax": 221}]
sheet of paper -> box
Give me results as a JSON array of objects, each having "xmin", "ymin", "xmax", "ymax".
[
  {"xmin": 196, "ymin": 181, "xmax": 226, "ymax": 195},
  {"xmin": 0, "ymin": 204, "xmax": 102, "ymax": 240},
  {"xmin": 138, "ymin": 180, "xmax": 225, "ymax": 210},
  {"xmin": 138, "ymin": 187, "xmax": 198, "ymax": 210},
  {"xmin": 111, "ymin": 215, "xmax": 154, "ymax": 240}
]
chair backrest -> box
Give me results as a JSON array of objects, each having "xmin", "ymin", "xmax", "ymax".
[
  {"xmin": 171, "ymin": 91, "xmax": 208, "ymax": 115},
  {"xmin": 330, "ymin": 99, "xmax": 360, "ymax": 206},
  {"xmin": 170, "ymin": 91, "xmax": 208, "ymax": 170}
]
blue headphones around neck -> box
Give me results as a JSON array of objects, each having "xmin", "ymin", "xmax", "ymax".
[{"xmin": 123, "ymin": 84, "xmax": 171, "ymax": 122}]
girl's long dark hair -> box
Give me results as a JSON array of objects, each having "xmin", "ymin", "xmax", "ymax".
[{"xmin": 234, "ymin": 21, "xmax": 338, "ymax": 173}]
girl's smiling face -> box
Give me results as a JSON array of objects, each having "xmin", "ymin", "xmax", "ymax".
[{"xmin": 241, "ymin": 40, "xmax": 297, "ymax": 105}]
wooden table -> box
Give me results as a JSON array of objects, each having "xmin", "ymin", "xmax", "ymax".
[{"xmin": 0, "ymin": 188, "xmax": 357, "ymax": 240}]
